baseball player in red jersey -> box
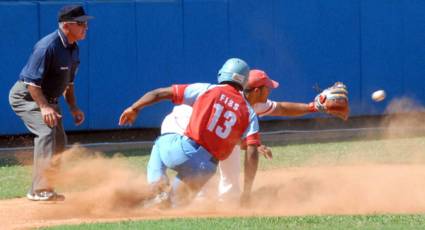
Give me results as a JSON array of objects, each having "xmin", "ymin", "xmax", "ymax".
[
  {"xmin": 161, "ymin": 69, "xmax": 349, "ymax": 203},
  {"xmin": 119, "ymin": 58, "xmax": 260, "ymax": 207}
]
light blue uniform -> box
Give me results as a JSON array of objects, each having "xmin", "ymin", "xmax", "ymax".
[
  {"xmin": 147, "ymin": 82, "xmax": 259, "ymax": 206},
  {"xmin": 148, "ymin": 133, "xmax": 218, "ymax": 205}
]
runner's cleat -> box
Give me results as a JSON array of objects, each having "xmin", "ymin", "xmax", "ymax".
[{"xmin": 26, "ymin": 190, "xmax": 65, "ymax": 201}]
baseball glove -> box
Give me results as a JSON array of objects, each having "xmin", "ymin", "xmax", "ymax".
[{"xmin": 312, "ymin": 82, "xmax": 350, "ymax": 120}]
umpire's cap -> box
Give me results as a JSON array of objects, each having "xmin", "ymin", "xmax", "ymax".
[{"xmin": 58, "ymin": 5, "xmax": 94, "ymax": 22}]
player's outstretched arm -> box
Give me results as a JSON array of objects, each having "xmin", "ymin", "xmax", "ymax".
[
  {"xmin": 241, "ymin": 144, "xmax": 259, "ymax": 207},
  {"xmin": 264, "ymin": 82, "xmax": 349, "ymax": 120},
  {"xmin": 119, "ymin": 87, "xmax": 173, "ymax": 126},
  {"xmin": 269, "ymin": 101, "xmax": 313, "ymax": 117}
]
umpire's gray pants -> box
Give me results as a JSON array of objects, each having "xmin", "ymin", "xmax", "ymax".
[{"xmin": 9, "ymin": 81, "xmax": 67, "ymax": 193}]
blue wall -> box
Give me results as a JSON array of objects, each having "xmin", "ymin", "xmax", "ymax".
[{"xmin": 1, "ymin": 0, "xmax": 424, "ymax": 135}]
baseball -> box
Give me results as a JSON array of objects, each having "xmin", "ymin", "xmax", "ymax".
[{"xmin": 371, "ymin": 90, "xmax": 386, "ymax": 102}]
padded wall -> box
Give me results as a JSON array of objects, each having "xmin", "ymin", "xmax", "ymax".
[{"xmin": 1, "ymin": 0, "xmax": 425, "ymax": 135}]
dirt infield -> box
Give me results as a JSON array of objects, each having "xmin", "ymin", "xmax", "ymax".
[{"xmin": 2, "ymin": 163, "xmax": 425, "ymax": 229}]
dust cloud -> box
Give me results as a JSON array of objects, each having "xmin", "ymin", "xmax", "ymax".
[
  {"xmin": 243, "ymin": 97, "xmax": 425, "ymax": 216},
  {"xmin": 40, "ymin": 146, "xmax": 155, "ymax": 219},
  {"xmin": 381, "ymin": 97, "xmax": 425, "ymax": 138}
]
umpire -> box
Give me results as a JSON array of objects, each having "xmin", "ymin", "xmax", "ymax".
[{"xmin": 8, "ymin": 5, "xmax": 93, "ymax": 201}]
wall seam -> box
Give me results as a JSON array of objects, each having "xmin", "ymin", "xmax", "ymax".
[
  {"xmin": 37, "ymin": 1, "xmax": 40, "ymax": 39},
  {"xmin": 86, "ymin": 0, "xmax": 92, "ymax": 130},
  {"xmin": 181, "ymin": 0, "xmax": 185, "ymax": 76},
  {"xmin": 358, "ymin": 0, "xmax": 363, "ymax": 108},
  {"xmin": 226, "ymin": 0, "xmax": 230, "ymax": 56},
  {"xmin": 134, "ymin": 0, "xmax": 139, "ymax": 95}
]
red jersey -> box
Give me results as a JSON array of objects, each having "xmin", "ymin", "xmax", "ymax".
[{"xmin": 172, "ymin": 83, "xmax": 260, "ymax": 160}]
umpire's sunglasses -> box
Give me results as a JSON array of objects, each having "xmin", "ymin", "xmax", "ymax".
[{"xmin": 66, "ymin": 21, "xmax": 88, "ymax": 27}]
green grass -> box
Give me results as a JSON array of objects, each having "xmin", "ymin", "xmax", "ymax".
[
  {"xmin": 2, "ymin": 136, "xmax": 425, "ymax": 200},
  {"xmin": 44, "ymin": 215, "xmax": 425, "ymax": 230},
  {"xmin": 0, "ymin": 165, "xmax": 31, "ymax": 198},
  {"xmin": 261, "ymin": 136, "xmax": 425, "ymax": 169}
]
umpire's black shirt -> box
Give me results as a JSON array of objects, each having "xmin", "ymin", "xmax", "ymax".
[{"xmin": 19, "ymin": 29, "xmax": 80, "ymax": 99}]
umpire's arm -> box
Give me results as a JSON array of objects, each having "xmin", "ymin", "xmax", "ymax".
[
  {"xmin": 28, "ymin": 85, "xmax": 62, "ymax": 127},
  {"xmin": 63, "ymin": 84, "xmax": 77, "ymax": 108},
  {"xmin": 64, "ymin": 84, "xmax": 85, "ymax": 125}
]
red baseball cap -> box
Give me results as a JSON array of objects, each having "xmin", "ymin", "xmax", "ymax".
[{"xmin": 247, "ymin": 69, "xmax": 279, "ymax": 89}]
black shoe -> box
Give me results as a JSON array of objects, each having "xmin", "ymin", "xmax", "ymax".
[{"xmin": 26, "ymin": 190, "xmax": 65, "ymax": 201}]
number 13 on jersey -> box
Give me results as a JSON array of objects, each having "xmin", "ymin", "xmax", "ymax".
[{"xmin": 207, "ymin": 103, "xmax": 237, "ymax": 139}]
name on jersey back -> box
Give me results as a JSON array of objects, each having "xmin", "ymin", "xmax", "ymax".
[{"xmin": 219, "ymin": 93, "xmax": 240, "ymax": 111}]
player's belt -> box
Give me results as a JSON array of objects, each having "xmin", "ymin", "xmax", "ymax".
[
  {"xmin": 209, "ymin": 156, "xmax": 218, "ymax": 165},
  {"xmin": 182, "ymin": 135, "xmax": 200, "ymax": 149},
  {"xmin": 183, "ymin": 135, "xmax": 218, "ymax": 165}
]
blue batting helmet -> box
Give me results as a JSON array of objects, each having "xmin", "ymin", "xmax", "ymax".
[{"xmin": 217, "ymin": 58, "xmax": 250, "ymax": 89}]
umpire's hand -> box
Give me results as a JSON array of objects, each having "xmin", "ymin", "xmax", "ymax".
[
  {"xmin": 70, "ymin": 107, "xmax": 85, "ymax": 126},
  {"xmin": 41, "ymin": 105, "xmax": 62, "ymax": 127}
]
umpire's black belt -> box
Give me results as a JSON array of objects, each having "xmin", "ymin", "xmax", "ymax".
[
  {"xmin": 25, "ymin": 94, "xmax": 58, "ymax": 104},
  {"xmin": 46, "ymin": 97, "xmax": 58, "ymax": 104},
  {"xmin": 19, "ymin": 80, "xmax": 58, "ymax": 104}
]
